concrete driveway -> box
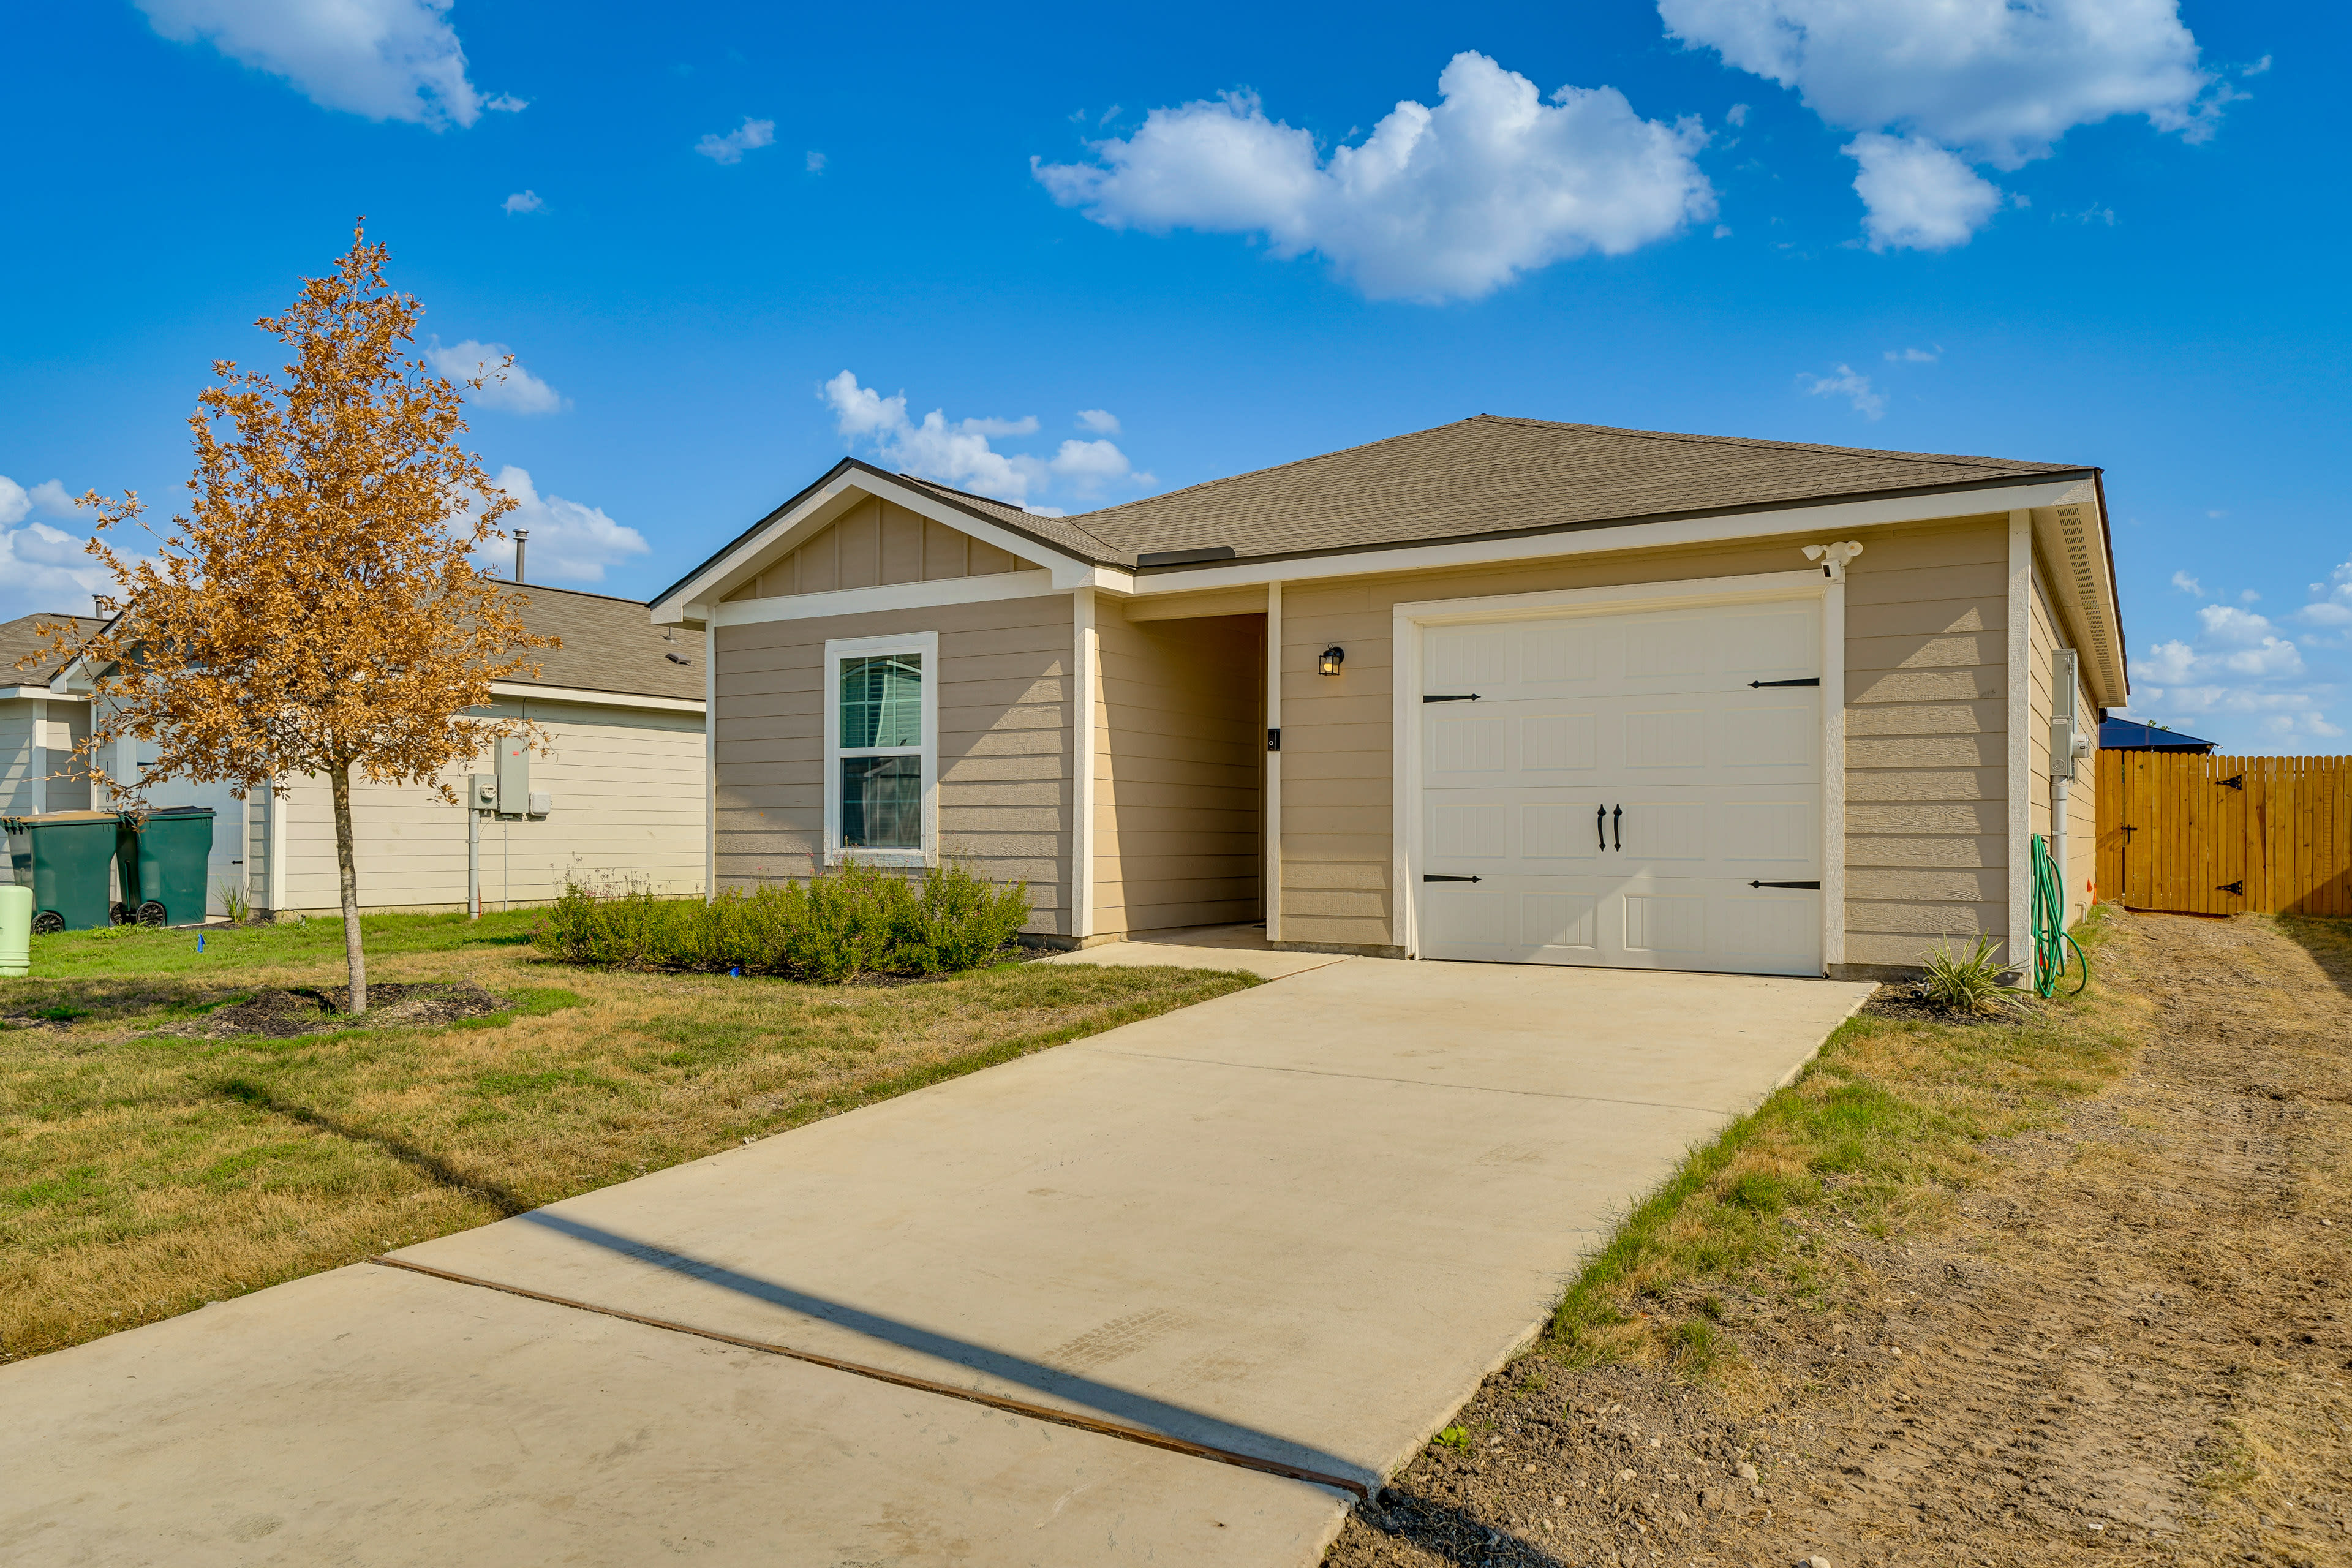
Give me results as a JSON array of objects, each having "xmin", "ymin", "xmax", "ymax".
[{"xmin": 2, "ymin": 949, "xmax": 1870, "ymax": 1566}]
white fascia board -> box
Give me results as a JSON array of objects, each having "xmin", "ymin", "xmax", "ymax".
[
  {"xmin": 1, "ymin": 686, "xmax": 86, "ymax": 703},
  {"xmin": 1120, "ymin": 478, "xmax": 2094, "ymax": 597},
  {"xmin": 487, "ymin": 682, "xmax": 705, "ymax": 714},
  {"xmin": 651, "ymin": 472, "xmax": 1104, "ymax": 625},
  {"xmin": 711, "ymin": 570, "xmax": 1061, "ymax": 627}
]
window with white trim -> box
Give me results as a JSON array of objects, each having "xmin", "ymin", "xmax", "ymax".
[{"xmin": 823, "ymin": 631, "xmax": 938, "ymax": 865}]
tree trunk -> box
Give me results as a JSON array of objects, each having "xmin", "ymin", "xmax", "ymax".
[{"xmin": 329, "ymin": 763, "xmax": 366, "ymax": 1014}]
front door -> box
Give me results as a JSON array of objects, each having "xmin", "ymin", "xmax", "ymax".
[{"xmin": 1412, "ymin": 599, "xmax": 1823, "ymax": 976}]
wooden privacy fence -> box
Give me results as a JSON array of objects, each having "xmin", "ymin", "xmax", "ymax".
[{"xmin": 2097, "ymin": 750, "xmax": 2352, "ymax": 916}]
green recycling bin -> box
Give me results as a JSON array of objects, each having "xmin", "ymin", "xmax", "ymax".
[
  {"xmin": 1, "ymin": 810, "xmax": 124, "ymax": 934},
  {"xmin": 115, "ymin": 806, "xmax": 216, "ymax": 928}
]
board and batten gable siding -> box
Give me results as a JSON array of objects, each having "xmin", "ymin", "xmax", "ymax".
[
  {"xmin": 1273, "ymin": 514, "xmax": 2017, "ymax": 968},
  {"xmin": 720, "ymin": 497, "xmax": 1024, "ymax": 601},
  {"xmin": 1093, "ymin": 609, "xmax": 1264, "ymax": 937},
  {"xmin": 267, "ymin": 698, "xmax": 704, "ymax": 913},
  {"xmin": 712, "ymin": 594, "xmax": 1076, "ymax": 937}
]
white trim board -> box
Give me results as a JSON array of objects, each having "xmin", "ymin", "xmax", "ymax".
[
  {"xmin": 1071, "ymin": 588, "xmax": 1098, "ymax": 940},
  {"xmin": 1264, "ymin": 581, "xmax": 1283, "ymax": 944},
  {"xmin": 1390, "ymin": 564, "xmax": 1845, "ymax": 974},
  {"xmin": 488, "ymin": 682, "xmax": 704, "ymax": 714},
  {"xmin": 711, "ymin": 570, "xmax": 1059, "ymax": 627}
]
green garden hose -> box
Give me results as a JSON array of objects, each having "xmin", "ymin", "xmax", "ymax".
[{"xmin": 2029, "ymin": 832, "xmax": 2088, "ymax": 998}]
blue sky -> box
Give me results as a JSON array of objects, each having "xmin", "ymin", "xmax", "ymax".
[{"xmin": 2, "ymin": 1, "xmax": 2343, "ymax": 751}]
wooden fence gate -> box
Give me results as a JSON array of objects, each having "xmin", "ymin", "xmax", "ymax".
[{"xmin": 2097, "ymin": 750, "xmax": 2352, "ymax": 916}]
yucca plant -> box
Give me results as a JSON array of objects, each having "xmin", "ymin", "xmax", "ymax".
[
  {"xmin": 216, "ymin": 876, "xmax": 252, "ymax": 924},
  {"xmin": 1918, "ymin": 935, "xmax": 2026, "ymax": 1016}
]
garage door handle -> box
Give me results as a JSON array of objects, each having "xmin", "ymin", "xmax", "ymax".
[
  {"xmin": 1422, "ymin": 874, "xmax": 1482, "ymax": 883},
  {"xmin": 1748, "ymin": 677, "xmax": 1820, "ymax": 688},
  {"xmin": 1612, "ymin": 804, "xmax": 1621, "ymax": 851},
  {"xmin": 1747, "ymin": 881, "xmax": 1821, "ymax": 889},
  {"xmin": 1423, "ymin": 693, "xmax": 1480, "ymax": 703},
  {"xmin": 1596, "ymin": 805, "xmax": 1607, "ymax": 850}
]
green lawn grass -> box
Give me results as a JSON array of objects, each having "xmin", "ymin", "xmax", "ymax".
[{"xmin": 2, "ymin": 910, "xmax": 1256, "ymax": 1362}]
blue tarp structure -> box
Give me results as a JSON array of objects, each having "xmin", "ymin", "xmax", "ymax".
[{"xmin": 2100, "ymin": 717, "xmax": 2217, "ymax": 752}]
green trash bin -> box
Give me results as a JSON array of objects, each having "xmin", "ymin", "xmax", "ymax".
[
  {"xmin": 116, "ymin": 807, "xmax": 217, "ymax": 928},
  {"xmin": 1, "ymin": 810, "xmax": 124, "ymax": 934}
]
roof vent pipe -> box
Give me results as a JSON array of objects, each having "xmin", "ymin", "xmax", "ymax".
[{"xmin": 514, "ymin": 529, "xmax": 529, "ymax": 585}]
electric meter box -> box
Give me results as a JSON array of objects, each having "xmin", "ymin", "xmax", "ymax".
[
  {"xmin": 495, "ymin": 736, "xmax": 530, "ymax": 815},
  {"xmin": 468, "ymin": 775, "xmax": 496, "ymax": 811},
  {"xmin": 2049, "ymin": 649, "xmax": 2081, "ymax": 783}
]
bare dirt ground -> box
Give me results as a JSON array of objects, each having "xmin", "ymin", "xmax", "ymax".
[{"xmin": 1331, "ymin": 910, "xmax": 2352, "ymax": 1568}]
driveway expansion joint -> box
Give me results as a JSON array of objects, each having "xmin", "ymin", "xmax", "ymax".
[{"xmin": 1071, "ymin": 1045, "xmax": 1738, "ymax": 1117}]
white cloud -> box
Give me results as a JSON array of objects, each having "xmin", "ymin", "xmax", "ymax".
[
  {"xmin": 426, "ymin": 339, "xmax": 563, "ymax": 415},
  {"xmin": 472, "ymin": 467, "xmax": 646, "ymax": 584},
  {"xmin": 0, "ymin": 488, "xmax": 121, "ymax": 624},
  {"xmin": 696, "ymin": 116, "xmax": 775, "ymax": 165},
  {"xmin": 820, "ymin": 372, "xmax": 1152, "ymax": 509},
  {"xmin": 135, "ymin": 0, "xmax": 503, "ymax": 129},
  {"xmin": 1724, "ymin": 102, "xmax": 1749, "ymax": 127},
  {"xmin": 1034, "ymin": 50, "xmax": 1716, "ymax": 302},
  {"xmin": 502, "ymin": 189, "xmax": 543, "ymax": 215},
  {"xmin": 1798, "ymin": 363, "xmax": 1884, "ymax": 419},
  {"xmin": 1845, "ymin": 133, "xmax": 2003, "ymax": 251},
  {"xmin": 2171, "ymin": 570, "xmax": 2203, "ymax": 595},
  {"xmin": 2295, "ymin": 556, "xmax": 2352, "ymax": 628},
  {"xmin": 1885, "ymin": 345, "xmax": 1940, "ymax": 363},
  {"xmin": 1662, "ymin": 0, "xmax": 2217, "ymax": 249},
  {"xmin": 2129, "ymin": 592, "xmax": 2336, "ymax": 747},
  {"xmin": 805, "ymin": 150, "xmax": 826, "ymax": 174},
  {"xmin": 1076, "ymin": 409, "xmax": 1121, "ymax": 435}
]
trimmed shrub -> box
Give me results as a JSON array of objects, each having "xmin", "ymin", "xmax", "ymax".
[{"xmin": 533, "ymin": 861, "xmax": 1030, "ymax": 982}]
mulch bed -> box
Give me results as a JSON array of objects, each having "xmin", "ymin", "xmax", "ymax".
[
  {"xmin": 198, "ymin": 982, "xmax": 508, "ymax": 1038},
  {"xmin": 1860, "ymin": 981, "xmax": 2040, "ymax": 1027}
]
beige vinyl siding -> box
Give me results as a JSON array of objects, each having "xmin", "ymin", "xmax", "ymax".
[
  {"xmin": 1094, "ymin": 609, "xmax": 1263, "ymax": 936},
  {"xmin": 1274, "ymin": 514, "xmax": 2014, "ymax": 967},
  {"xmin": 722, "ymin": 499, "xmax": 1022, "ymax": 601},
  {"xmin": 2027, "ymin": 554, "xmax": 2100, "ymax": 926},
  {"xmin": 270, "ymin": 699, "xmax": 704, "ymax": 914},
  {"xmin": 713, "ymin": 594, "xmax": 1074, "ymax": 937},
  {"xmin": 0, "ymin": 701, "xmax": 34, "ymax": 814}
]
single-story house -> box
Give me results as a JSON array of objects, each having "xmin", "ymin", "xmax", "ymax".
[
  {"xmin": 651, "ymin": 415, "xmax": 2125, "ymax": 979},
  {"xmin": 7, "ymin": 587, "xmax": 707, "ymax": 919},
  {"xmin": 2099, "ymin": 717, "xmax": 2216, "ymax": 753}
]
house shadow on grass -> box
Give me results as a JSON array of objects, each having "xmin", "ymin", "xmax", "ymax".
[{"xmin": 2275, "ymin": 911, "xmax": 2352, "ymax": 1002}]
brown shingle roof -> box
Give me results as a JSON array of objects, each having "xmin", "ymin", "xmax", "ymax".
[
  {"xmin": 892, "ymin": 474, "xmax": 1125, "ymax": 564},
  {"xmin": 504, "ymin": 584, "xmax": 704, "ymax": 703},
  {"xmin": 1, "ymin": 613, "xmax": 107, "ymax": 685},
  {"xmin": 1069, "ymin": 415, "xmax": 2090, "ymax": 567}
]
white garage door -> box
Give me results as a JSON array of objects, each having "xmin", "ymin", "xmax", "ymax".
[{"xmin": 1413, "ymin": 599, "xmax": 1822, "ymax": 977}]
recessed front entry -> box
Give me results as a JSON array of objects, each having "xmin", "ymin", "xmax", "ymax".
[{"xmin": 1412, "ymin": 598, "xmax": 1823, "ymax": 976}]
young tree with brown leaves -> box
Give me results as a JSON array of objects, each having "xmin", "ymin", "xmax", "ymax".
[{"xmin": 44, "ymin": 226, "xmax": 554, "ymax": 1012}]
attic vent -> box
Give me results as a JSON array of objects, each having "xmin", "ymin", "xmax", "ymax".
[
  {"xmin": 665, "ymin": 652, "xmax": 692, "ymax": 666},
  {"xmin": 1136, "ymin": 545, "xmax": 1237, "ymax": 568}
]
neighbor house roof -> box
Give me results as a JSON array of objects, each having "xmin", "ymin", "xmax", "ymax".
[
  {"xmin": 506, "ymin": 584, "xmax": 704, "ymax": 703},
  {"xmin": 1072, "ymin": 415, "xmax": 2093, "ymax": 568},
  {"xmin": 0, "ymin": 612, "xmax": 108, "ymax": 688},
  {"xmin": 2100, "ymin": 717, "xmax": 2217, "ymax": 753}
]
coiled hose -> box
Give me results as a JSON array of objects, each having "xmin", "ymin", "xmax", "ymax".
[{"xmin": 2029, "ymin": 832, "xmax": 2088, "ymax": 998}]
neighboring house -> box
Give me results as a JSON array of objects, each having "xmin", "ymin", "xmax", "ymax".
[
  {"xmin": 2, "ymin": 614, "xmax": 107, "ymax": 815},
  {"xmin": 12, "ymin": 588, "xmax": 706, "ymax": 919},
  {"xmin": 2100, "ymin": 717, "xmax": 2217, "ymax": 753},
  {"xmin": 652, "ymin": 415, "xmax": 2125, "ymax": 980}
]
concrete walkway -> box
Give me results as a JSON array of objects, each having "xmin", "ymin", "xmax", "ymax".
[{"xmin": 2, "ymin": 951, "xmax": 1871, "ymax": 1567}]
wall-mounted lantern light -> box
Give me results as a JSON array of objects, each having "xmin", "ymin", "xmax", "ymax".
[{"xmin": 1319, "ymin": 646, "xmax": 1345, "ymax": 676}]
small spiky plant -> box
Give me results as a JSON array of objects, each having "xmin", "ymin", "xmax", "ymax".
[{"xmin": 1919, "ymin": 935, "xmax": 2026, "ymax": 1015}]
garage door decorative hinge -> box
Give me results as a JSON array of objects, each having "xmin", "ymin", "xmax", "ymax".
[
  {"xmin": 1422, "ymin": 693, "xmax": 1480, "ymax": 703},
  {"xmin": 1422, "ymin": 873, "xmax": 1482, "ymax": 883},
  {"xmin": 1747, "ymin": 880, "xmax": 1822, "ymax": 890},
  {"xmin": 1748, "ymin": 677, "xmax": 1820, "ymax": 688}
]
